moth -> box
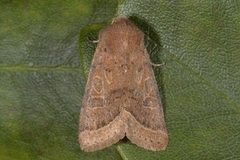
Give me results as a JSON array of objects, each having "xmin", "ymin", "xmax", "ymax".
[{"xmin": 79, "ymin": 15, "xmax": 168, "ymax": 152}]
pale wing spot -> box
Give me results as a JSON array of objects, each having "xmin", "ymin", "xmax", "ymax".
[
  {"xmin": 145, "ymin": 77, "xmax": 154, "ymax": 94},
  {"xmin": 104, "ymin": 68, "xmax": 112, "ymax": 84},
  {"xmin": 135, "ymin": 66, "xmax": 143, "ymax": 84},
  {"xmin": 143, "ymin": 78, "xmax": 157, "ymax": 108},
  {"xmin": 92, "ymin": 76, "xmax": 103, "ymax": 94},
  {"xmin": 88, "ymin": 97, "xmax": 105, "ymax": 108},
  {"xmin": 143, "ymin": 96, "xmax": 157, "ymax": 108}
]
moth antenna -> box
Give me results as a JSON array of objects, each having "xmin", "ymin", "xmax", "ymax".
[{"xmin": 151, "ymin": 62, "xmax": 165, "ymax": 67}]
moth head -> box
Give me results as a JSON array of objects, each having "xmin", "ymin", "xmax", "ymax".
[{"xmin": 114, "ymin": 15, "xmax": 128, "ymax": 23}]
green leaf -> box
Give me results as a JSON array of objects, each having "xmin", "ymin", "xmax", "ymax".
[{"xmin": 1, "ymin": 0, "xmax": 240, "ymax": 160}]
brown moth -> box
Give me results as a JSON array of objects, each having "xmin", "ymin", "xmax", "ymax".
[{"xmin": 79, "ymin": 15, "xmax": 168, "ymax": 152}]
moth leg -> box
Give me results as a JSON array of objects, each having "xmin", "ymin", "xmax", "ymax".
[{"xmin": 151, "ymin": 62, "xmax": 165, "ymax": 67}]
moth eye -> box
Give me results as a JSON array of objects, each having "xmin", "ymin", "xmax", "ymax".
[
  {"xmin": 104, "ymin": 48, "xmax": 107, "ymax": 52},
  {"xmin": 89, "ymin": 97, "xmax": 105, "ymax": 108}
]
